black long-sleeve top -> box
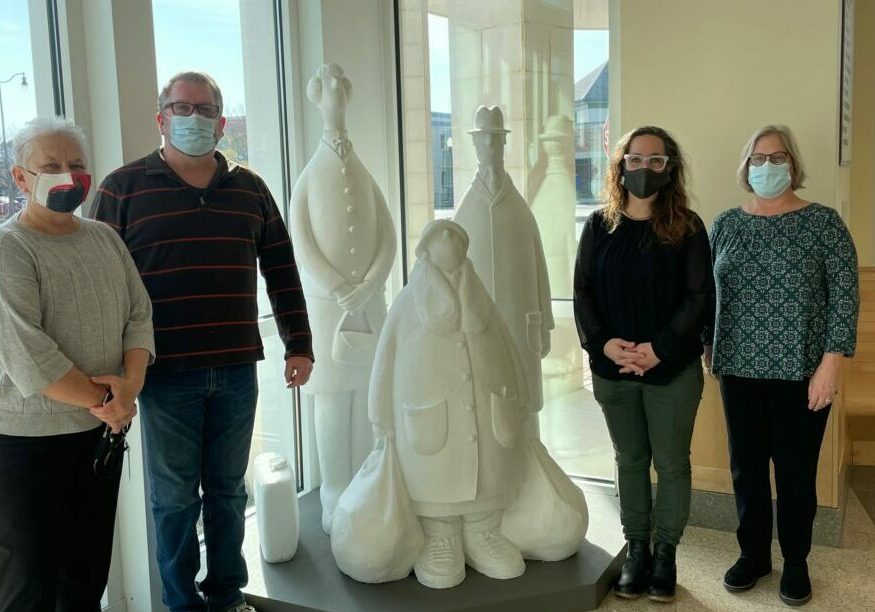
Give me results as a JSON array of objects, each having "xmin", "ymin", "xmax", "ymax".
[
  {"xmin": 90, "ymin": 150, "xmax": 313, "ymax": 373},
  {"xmin": 573, "ymin": 208, "xmax": 714, "ymax": 385}
]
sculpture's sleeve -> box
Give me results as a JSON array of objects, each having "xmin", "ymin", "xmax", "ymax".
[
  {"xmin": 498, "ymin": 308, "xmax": 532, "ymax": 413},
  {"xmin": 288, "ymin": 176, "xmax": 349, "ymax": 296},
  {"xmin": 368, "ymin": 303, "xmax": 400, "ymax": 429},
  {"xmin": 364, "ymin": 181, "xmax": 397, "ymax": 290}
]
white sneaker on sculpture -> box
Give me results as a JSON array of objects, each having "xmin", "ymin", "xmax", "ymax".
[
  {"xmin": 414, "ymin": 518, "xmax": 465, "ymax": 589},
  {"xmin": 462, "ymin": 512, "xmax": 525, "ymax": 580}
]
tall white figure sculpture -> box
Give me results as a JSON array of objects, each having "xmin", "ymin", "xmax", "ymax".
[
  {"xmin": 453, "ymin": 106, "xmax": 554, "ymax": 418},
  {"xmin": 331, "ymin": 220, "xmax": 587, "ymax": 590},
  {"xmin": 289, "ymin": 63, "xmax": 397, "ymax": 533}
]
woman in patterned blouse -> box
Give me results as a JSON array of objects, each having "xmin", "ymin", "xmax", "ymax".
[{"xmin": 704, "ymin": 125, "xmax": 859, "ymax": 607}]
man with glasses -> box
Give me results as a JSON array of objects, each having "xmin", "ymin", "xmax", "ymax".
[{"xmin": 90, "ymin": 71, "xmax": 314, "ymax": 612}]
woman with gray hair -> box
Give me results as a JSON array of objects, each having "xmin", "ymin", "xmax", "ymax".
[
  {"xmin": 704, "ymin": 125, "xmax": 858, "ymax": 606},
  {"xmin": 0, "ymin": 116, "xmax": 155, "ymax": 611}
]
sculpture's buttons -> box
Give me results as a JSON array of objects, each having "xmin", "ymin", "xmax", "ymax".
[
  {"xmin": 341, "ymin": 167, "xmax": 348, "ymax": 175},
  {"xmin": 457, "ymin": 339, "xmax": 466, "ymax": 348},
  {"xmin": 466, "ymin": 404, "xmax": 474, "ymax": 412},
  {"xmin": 351, "ymin": 270, "xmax": 360, "ymax": 278},
  {"xmin": 344, "ymin": 187, "xmax": 352, "ymax": 195},
  {"xmin": 350, "ymin": 247, "xmax": 357, "ymax": 255},
  {"xmin": 347, "ymin": 205, "xmax": 355, "ymax": 213},
  {"xmin": 462, "ymin": 373, "xmax": 471, "ymax": 381},
  {"xmin": 467, "ymin": 435, "xmax": 477, "ymax": 443},
  {"xmin": 348, "ymin": 226, "xmax": 356, "ymax": 233}
]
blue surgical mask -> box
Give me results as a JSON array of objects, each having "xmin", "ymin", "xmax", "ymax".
[
  {"xmin": 748, "ymin": 162, "xmax": 791, "ymax": 199},
  {"xmin": 168, "ymin": 114, "xmax": 219, "ymax": 157}
]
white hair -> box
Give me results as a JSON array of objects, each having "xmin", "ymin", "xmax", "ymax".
[{"xmin": 13, "ymin": 116, "xmax": 87, "ymax": 167}]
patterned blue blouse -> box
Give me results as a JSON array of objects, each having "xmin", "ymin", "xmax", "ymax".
[{"xmin": 707, "ymin": 203, "xmax": 859, "ymax": 381}]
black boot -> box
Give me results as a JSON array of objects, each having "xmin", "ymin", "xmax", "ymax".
[
  {"xmin": 723, "ymin": 555, "xmax": 773, "ymax": 592},
  {"xmin": 780, "ymin": 561, "xmax": 812, "ymax": 606},
  {"xmin": 613, "ymin": 540, "xmax": 651, "ymax": 599},
  {"xmin": 647, "ymin": 541, "xmax": 677, "ymax": 603}
]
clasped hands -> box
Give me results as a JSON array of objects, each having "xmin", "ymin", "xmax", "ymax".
[
  {"xmin": 336, "ymin": 280, "xmax": 375, "ymax": 314},
  {"xmin": 88, "ymin": 374, "xmax": 141, "ymax": 433},
  {"xmin": 603, "ymin": 338, "xmax": 661, "ymax": 376}
]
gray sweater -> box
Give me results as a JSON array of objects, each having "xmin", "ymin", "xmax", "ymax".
[{"xmin": 0, "ymin": 213, "xmax": 155, "ymax": 437}]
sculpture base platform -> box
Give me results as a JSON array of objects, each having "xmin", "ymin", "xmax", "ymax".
[{"xmin": 242, "ymin": 488, "xmax": 625, "ymax": 612}]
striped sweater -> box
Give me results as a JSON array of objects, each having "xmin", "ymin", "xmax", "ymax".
[{"xmin": 89, "ymin": 149, "xmax": 313, "ymax": 372}]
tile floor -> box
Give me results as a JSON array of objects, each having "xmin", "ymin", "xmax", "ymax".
[{"xmin": 596, "ymin": 472, "xmax": 875, "ymax": 611}]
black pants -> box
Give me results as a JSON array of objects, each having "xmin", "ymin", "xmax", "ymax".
[
  {"xmin": 0, "ymin": 426, "xmax": 122, "ymax": 612},
  {"xmin": 719, "ymin": 375, "xmax": 830, "ymax": 565}
]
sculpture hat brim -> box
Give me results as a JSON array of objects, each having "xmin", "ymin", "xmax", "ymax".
[
  {"xmin": 415, "ymin": 219, "xmax": 470, "ymax": 259},
  {"xmin": 467, "ymin": 105, "xmax": 510, "ymax": 134}
]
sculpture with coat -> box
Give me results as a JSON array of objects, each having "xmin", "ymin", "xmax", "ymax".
[
  {"xmin": 330, "ymin": 220, "xmax": 588, "ymax": 589},
  {"xmin": 453, "ymin": 106, "xmax": 555, "ymax": 424},
  {"xmin": 289, "ymin": 63, "xmax": 397, "ymax": 533}
]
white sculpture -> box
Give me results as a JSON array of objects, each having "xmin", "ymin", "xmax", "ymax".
[
  {"xmin": 289, "ymin": 63, "xmax": 397, "ymax": 533},
  {"xmin": 330, "ymin": 221, "xmax": 587, "ymax": 589},
  {"xmin": 453, "ymin": 106, "xmax": 554, "ymax": 422}
]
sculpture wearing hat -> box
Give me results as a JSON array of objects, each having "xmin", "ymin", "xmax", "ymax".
[
  {"xmin": 289, "ymin": 63, "xmax": 397, "ymax": 533},
  {"xmin": 532, "ymin": 114, "xmax": 576, "ymax": 298},
  {"xmin": 329, "ymin": 220, "xmax": 588, "ymax": 589},
  {"xmin": 454, "ymin": 105, "xmax": 555, "ymax": 418}
]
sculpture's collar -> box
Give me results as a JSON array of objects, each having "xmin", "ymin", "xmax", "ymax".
[
  {"xmin": 411, "ymin": 258, "xmax": 491, "ymax": 336},
  {"xmin": 322, "ymin": 131, "xmax": 353, "ymax": 163}
]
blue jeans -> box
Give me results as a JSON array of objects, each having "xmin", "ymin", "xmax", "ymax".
[{"xmin": 140, "ymin": 363, "xmax": 258, "ymax": 612}]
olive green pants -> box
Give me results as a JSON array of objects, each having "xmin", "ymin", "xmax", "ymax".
[{"xmin": 593, "ymin": 362, "xmax": 703, "ymax": 545}]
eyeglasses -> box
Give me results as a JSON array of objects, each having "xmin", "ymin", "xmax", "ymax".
[
  {"xmin": 748, "ymin": 151, "xmax": 789, "ymax": 166},
  {"xmin": 162, "ymin": 101, "xmax": 221, "ymax": 119},
  {"xmin": 623, "ymin": 154, "xmax": 669, "ymax": 172}
]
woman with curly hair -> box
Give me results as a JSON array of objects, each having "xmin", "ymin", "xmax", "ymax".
[{"xmin": 573, "ymin": 126, "xmax": 713, "ymax": 603}]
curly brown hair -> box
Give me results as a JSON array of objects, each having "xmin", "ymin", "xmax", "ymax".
[{"xmin": 602, "ymin": 125, "xmax": 698, "ymax": 246}]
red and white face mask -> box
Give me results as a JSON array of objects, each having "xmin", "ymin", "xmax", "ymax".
[{"xmin": 30, "ymin": 172, "xmax": 92, "ymax": 213}]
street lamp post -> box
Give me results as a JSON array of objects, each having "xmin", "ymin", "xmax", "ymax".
[{"xmin": 0, "ymin": 72, "xmax": 28, "ymax": 208}]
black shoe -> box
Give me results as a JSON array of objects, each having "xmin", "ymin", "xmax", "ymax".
[
  {"xmin": 647, "ymin": 541, "xmax": 677, "ymax": 603},
  {"xmin": 723, "ymin": 556, "xmax": 773, "ymax": 592},
  {"xmin": 613, "ymin": 540, "xmax": 651, "ymax": 599},
  {"xmin": 780, "ymin": 561, "xmax": 812, "ymax": 606}
]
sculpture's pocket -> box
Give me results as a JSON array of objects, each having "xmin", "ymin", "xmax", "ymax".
[
  {"xmin": 526, "ymin": 311, "xmax": 543, "ymax": 355},
  {"xmin": 490, "ymin": 391, "xmax": 520, "ymax": 449},
  {"xmin": 403, "ymin": 399, "xmax": 449, "ymax": 455}
]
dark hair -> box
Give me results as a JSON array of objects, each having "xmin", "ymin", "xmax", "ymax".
[{"xmin": 603, "ymin": 125, "xmax": 697, "ymax": 246}]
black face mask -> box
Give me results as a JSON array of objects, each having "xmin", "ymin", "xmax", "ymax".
[{"xmin": 622, "ymin": 168, "xmax": 671, "ymax": 199}]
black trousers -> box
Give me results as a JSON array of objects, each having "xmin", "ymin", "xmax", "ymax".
[
  {"xmin": 719, "ymin": 375, "xmax": 830, "ymax": 564},
  {"xmin": 0, "ymin": 426, "xmax": 121, "ymax": 612}
]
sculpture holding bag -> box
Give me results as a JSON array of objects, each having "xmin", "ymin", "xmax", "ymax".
[
  {"xmin": 330, "ymin": 220, "xmax": 587, "ymax": 589},
  {"xmin": 289, "ymin": 63, "xmax": 397, "ymax": 534}
]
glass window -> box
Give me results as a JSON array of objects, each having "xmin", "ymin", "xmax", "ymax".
[
  {"xmin": 0, "ymin": 0, "xmax": 39, "ymax": 223},
  {"xmin": 398, "ymin": 0, "xmax": 613, "ymax": 481},
  {"xmin": 151, "ymin": 0, "xmax": 298, "ymax": 527}
]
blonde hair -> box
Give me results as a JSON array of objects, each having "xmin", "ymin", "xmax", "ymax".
[{"xmin": 737, "ymin": 124, "xmax": 806, "ymax": 193}]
